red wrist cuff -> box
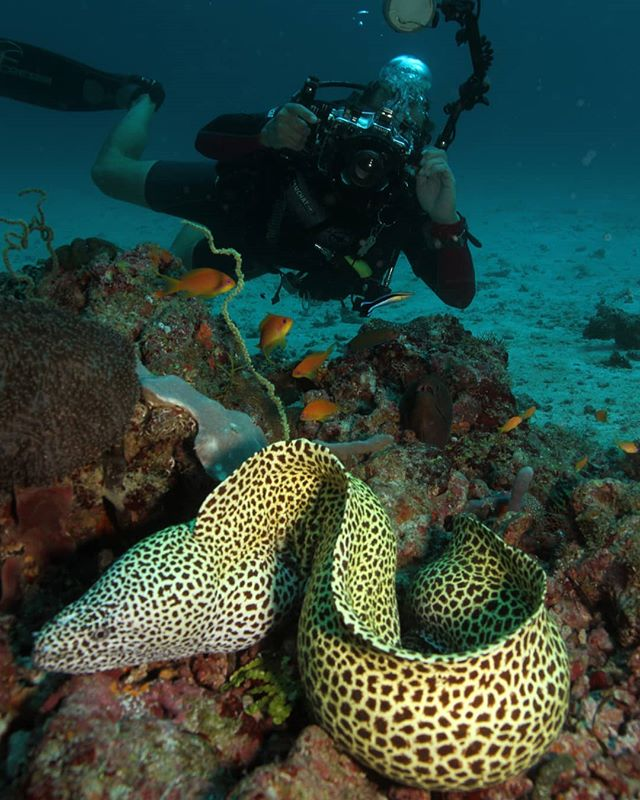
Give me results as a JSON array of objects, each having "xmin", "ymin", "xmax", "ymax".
[
  {"xmin": 428, "ymin": 215, "xmax": 468, "ymax": 249},
  {"xmin": 430, "ymin": 215, "xmax": 466, "ymax": 238}
]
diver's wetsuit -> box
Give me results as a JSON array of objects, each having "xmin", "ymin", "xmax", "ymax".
[
  {"xmin": 144, "ymin": 111, "xmax": 476, "ymax": 309},
  {"xmin": 1, "ymin": 37, "xmax": 474, "ymax": 307}
]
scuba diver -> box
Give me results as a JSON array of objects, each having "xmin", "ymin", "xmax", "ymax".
[{"xmin": 1, "ymin": 36, "xmax": 476, "ymax": 315}]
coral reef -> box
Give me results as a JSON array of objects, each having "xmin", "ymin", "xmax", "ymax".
[
  {"xmin": 138, "ymin": 364, "xmax": 267, "ymax": 480},
  {"xmin": 0, "ymin": 238, "xmax": 638, "ymax": 799},
  {"xmin": 228, "ymin": 725, "xmax": 388, "ymax": 799},
  {"xmin": 19, "ymin": 667, "xmax": 264, "ymax": 799},
  {"xmin": 0, "ymin": 299, "xmax": 139, "ymax": 489}
]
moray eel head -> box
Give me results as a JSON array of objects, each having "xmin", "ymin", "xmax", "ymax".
[{"xmin": 32, "ymin": 522, "xmax": 222, "ymax": 672}]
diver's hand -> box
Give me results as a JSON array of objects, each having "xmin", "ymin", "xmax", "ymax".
[
  {"xmin": 416, "ymin": 146, "xmax": 458, "ymax": 224},
  {"xmin": 259, "ymin": 103, "xmax": 318, "ymax": 151}
]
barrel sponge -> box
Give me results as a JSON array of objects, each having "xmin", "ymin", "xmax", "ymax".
[{"xmin": 0, "ymin": 300, "xmax": 139, "ymax": 488}]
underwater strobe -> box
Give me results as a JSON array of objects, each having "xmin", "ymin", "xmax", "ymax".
[{"xmin": 383, "ymin": 0, "xmax": 494, "ymax": 150}]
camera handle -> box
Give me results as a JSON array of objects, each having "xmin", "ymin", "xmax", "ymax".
[
  {"xmin": 293, "ymin": 78, "xmax": 367, "ymax": 113},
  {"xmin": 432, "ymin": 0, "xmax": 493, "ymax": 150}
]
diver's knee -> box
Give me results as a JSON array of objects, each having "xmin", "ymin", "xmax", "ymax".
[
  {"xmin": 90, "ymin": 161, "xmax": 112, "ymax": 194},
  {"xmin": 171, "ymin": 226, "xmax": 207, "ymax": 267},
  {"xmin": 91, "ymin": 157, "xmax": 155, "ymax": 207},
  {"xmin": 91, "ymin": 154, "xmax": 127, "ymax": 197}
]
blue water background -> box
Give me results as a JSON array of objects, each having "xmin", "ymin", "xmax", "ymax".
[{"xmin": 3, "ymin": 0, "xmax": 639, "ymax": 243}]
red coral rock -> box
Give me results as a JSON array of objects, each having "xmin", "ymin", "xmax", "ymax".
[
  {"xmin": 227, "ymin": 725, "xmax": 386, "ymax": 800},
  {"xmin": 23, "ymin": 671, "xmax": 264, "ymax": 798}
]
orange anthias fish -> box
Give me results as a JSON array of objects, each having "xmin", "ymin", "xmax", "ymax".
[
  {"xmin": 574, "ymin": 455, "xmax": 589, "ymax": 471},
  {"xmin": 499, "ymin": 406, "xmax": 537, "ymax": 433},
  {"xmin": 617, "ymin": 440, "xmax": 639, "ymax": 454},
  {"xmin": 292, "ymin": 344, "xmax": 334, "ymax": 380},
  {"xmin": 499, "ymin": 415, "xmax": 523, "ymax": 433},
  {"xmin": 300, "ymin": 399, "xmax": 339, "ymax": 422},
  {"xmin": 259, "ymin": 313, "xmax": 294, "ymax": 358},
  {"xmin": 594, "ymin": 409, "xmax": 608, "ymax": 423},
  {"xmin": 156, "ymin": 268, "xmax": 236, "ymax": 299}
]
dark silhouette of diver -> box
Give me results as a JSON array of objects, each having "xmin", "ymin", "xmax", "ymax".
[{"xmin": 1, "ymin": 38, "xmax": 475, "ymax": 315}]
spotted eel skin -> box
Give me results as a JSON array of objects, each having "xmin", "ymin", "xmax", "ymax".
[{"xmin": 33, "ymin": 439, "xmax": 569, "ymax": 791}]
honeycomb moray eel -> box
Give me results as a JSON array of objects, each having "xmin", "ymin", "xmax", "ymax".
[{"xmin": 33, "ymin": 439, "xmax": 569, "ymax": 791}]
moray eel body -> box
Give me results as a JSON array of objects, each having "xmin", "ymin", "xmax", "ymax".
[
  {"xmin": 33, "ymin": 439, "xmax": 569, "ymax": 790},
  {"xmin": 297, "ymin": 474, "xmax": 569, "ymax": 790}
]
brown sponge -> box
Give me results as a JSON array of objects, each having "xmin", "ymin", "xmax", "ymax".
[{"xmin": 0, "ymin": 300, "xmax": 139, "ymax": 488}]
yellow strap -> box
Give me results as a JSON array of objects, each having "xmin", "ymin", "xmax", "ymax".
[{"xmin": 344, "ymin": 255, "xmax": 373, "ymax": 278}]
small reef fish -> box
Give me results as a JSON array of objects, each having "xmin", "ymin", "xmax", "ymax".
[
  {"xmin": 156, "ymin": 268, "xmax": 235, "ymax": 299},
  {"xmin": 292, "ymin": 345, "xmax": 334, "ymax": 380},
  {"xmin": 594, "ymin": 409, "xmax": 608, "ymax": 423},
  {"xmin": 357, "ymin": 291, "xmax": 413, "ymax": 317},
  {"xmin": 347, "ymin": 326, "xmax": 398, "ymax": 353},
  {"xmin": 617, "ymin": 440, "xmax": 639, "ymax": 454},
  {"xmin": 574, "ymin": 455, "xmax": 589, "ymax": 471},
  {"xmin": 499, "ymin": 415, "xmax": 523, "ymax": 433},
  {"xmin": 499, "ymin": 406, "xmax": 536, "ymax": 433},
  {"xmin": 259, "ymin": 314, "xmax": 294, "ymax": 358},
  {"xmin": 300, "ymin": 399, "xmax": 339, "ymax": 422}
]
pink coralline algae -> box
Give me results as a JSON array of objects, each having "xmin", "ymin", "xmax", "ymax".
[
  {"xmin": 563, "ymin": 478, "xmax": 640, "ymax": 648},
  {"xmin": 21, "ymin": 668, "xmax": 265, "ymax": 799},
  {"xmin": 228, "ymin": 725, "xmax": 387, "ymax": 800},
  {"xmin": 541, "ymin": 478, "xmax": 640, "ymax": 798}
]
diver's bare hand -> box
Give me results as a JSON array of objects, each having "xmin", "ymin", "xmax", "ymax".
[
  {"xmin": 259, "ymin": 103, "xmax": 318, "ymax": 151},
  {"xmin": 416, "ymin": 146, "xmax": 458, "ymax": 224}
]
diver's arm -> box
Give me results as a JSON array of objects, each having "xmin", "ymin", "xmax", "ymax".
[
  {"xmin": 195, "ymin": 112, "xmax": 272, "ymax": 160},
  {"xmin": 195, "ymin": 103, "xmax": 317, "ymax": 160},
  {"xmin": 404, "ymin": 216, "xmax": 476, "ymax": 309}
]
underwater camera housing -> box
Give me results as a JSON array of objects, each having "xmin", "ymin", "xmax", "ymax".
[{"xmin": 295, "ymin": 76, "xmax": 417, "ymax": 192}]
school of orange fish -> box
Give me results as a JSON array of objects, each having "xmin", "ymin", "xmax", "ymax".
[{"xmin": 156, "ymin": 267, "xmax": 639, "ymax": 454}]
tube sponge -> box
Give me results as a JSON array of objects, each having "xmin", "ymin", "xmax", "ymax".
[
  {"xmin": 0, "ymin": 299, "xmax": 139, "ymax": 488},
  {"xmin": 137, "ymin": 363, "xmax": 267, "ymax": 480}
]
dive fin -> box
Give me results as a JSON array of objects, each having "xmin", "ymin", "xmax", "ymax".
[{"xmin": 0, "ymin": 38, "xmax": 164, "ymax": 111}]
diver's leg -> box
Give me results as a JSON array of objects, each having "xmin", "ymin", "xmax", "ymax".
[
  {"xmin": 0, "ymin": 38, "xmax": 164, "ymax": 111},
  {"xmin": 170, "ymin": 225, "xmax": 207, "ymax": 268},
  {"xmin": 91, "ymin": 95, "xmax": 158, "ymax": 208}
]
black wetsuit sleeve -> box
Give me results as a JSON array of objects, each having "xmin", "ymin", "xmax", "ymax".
[
  {"xmin": 195, "ymin": 112, "xmax": 272, "ymax": 161},
  {"xmin": 0, "ymin": 38, "xmax": 164, "ymax": 110},
  {"xmin": 402, "ymin": 211, "xmax": 476, "ymax": 309}
]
